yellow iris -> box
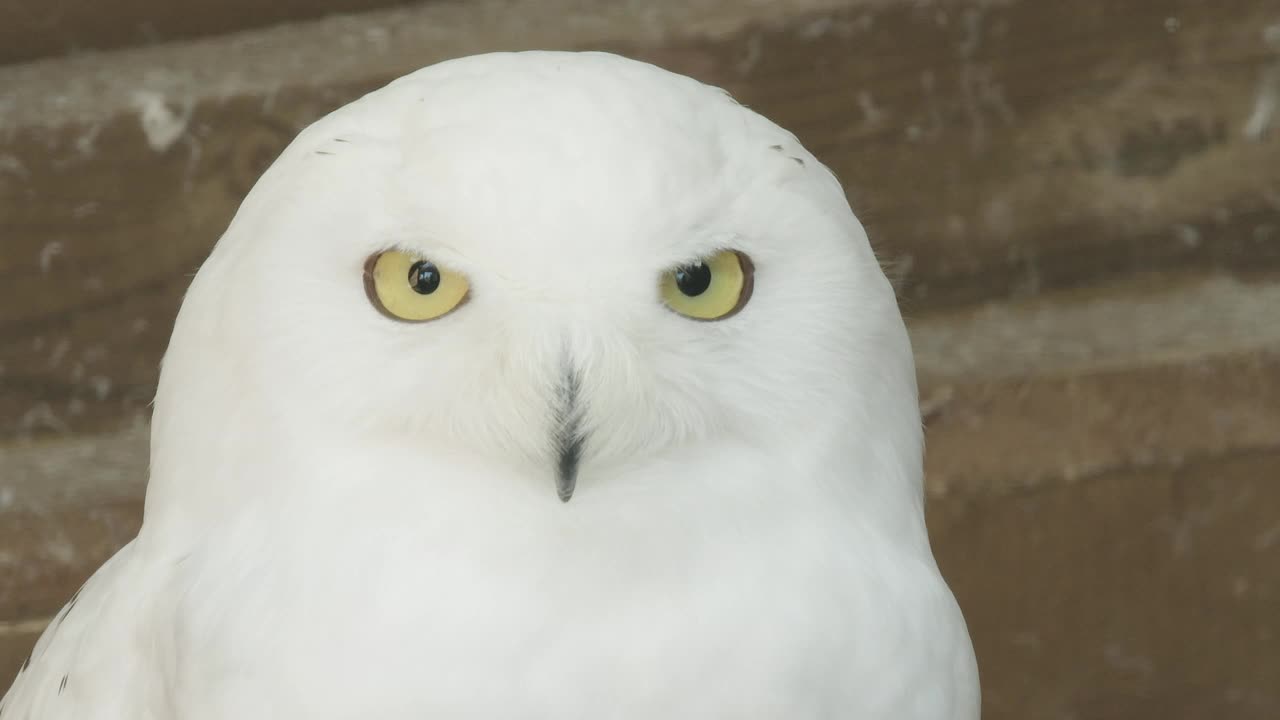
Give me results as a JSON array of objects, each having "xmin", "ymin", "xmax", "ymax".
[
  {"xmin": 364, "ymin": 250, "xmax": 470, "ymax": 322},
  {"xmin": 660, "ymin": 249, "xmax": 754, "ymax": 321}
]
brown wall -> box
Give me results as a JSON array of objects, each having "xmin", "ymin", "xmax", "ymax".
[
  {"xmin": 2, "ymin": 1, "xmax": 1279, "ymax": 717},
  {"xmin": 0, "ymin": 0, "xmax": 424, "ymax": 64}
]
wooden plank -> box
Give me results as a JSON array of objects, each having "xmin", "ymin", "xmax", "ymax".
[
  {"xmin": 931, "ymin": 448, "xmax": 1280, "ymax": 720},
  {"xmin": 0, "ymin": 621, "xmax": 43, "ymax": 689},
  {"xmin": 0, "ymin": 427, "xmax": 146, "ymax": 622},
  {"xmin": 0, "ymin": 0, "xmax": 425, "ymax": 64}
]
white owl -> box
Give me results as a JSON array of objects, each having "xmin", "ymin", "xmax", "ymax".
[{"xmin": 2, "ymin": 51, "xmax": 979, "ymax": 719}]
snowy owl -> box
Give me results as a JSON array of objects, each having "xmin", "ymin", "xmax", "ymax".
[{"xmin": 2, "ymin": 51, "xmax": 979, "ymax": 719}]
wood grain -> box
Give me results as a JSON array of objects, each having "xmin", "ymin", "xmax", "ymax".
[
  {"xmin": 0, "ymin": 0, "xmax": 424, "ymax": 64},
  {"xmin": 931, "ymin": 448, "xmax": 1280, "ymax": 720}
]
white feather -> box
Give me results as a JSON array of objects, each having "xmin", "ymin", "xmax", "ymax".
[{"xmin": 4, "ymin": 51, "xmax": 978, "ymax": 719}]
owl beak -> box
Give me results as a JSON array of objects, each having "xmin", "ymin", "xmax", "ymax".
[
  {"xmin": 554, "ymin": 366, "xmax": 584, "ymax": 503},
  {"xmin": 556, "ymin": 434, "xmax": 583, "ymax": 502}
]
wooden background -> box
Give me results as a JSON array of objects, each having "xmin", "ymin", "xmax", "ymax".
[{"xmin": 1, "ymin": 0, "xmax": 1279, "ymax": 717}]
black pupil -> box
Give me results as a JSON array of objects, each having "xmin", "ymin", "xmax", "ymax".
[
  {"xmin": 407, "ymin": 261, "xmax": 441, "ymax": 295},
  {"xmin": 674, "ymin": 261, "xmax": 712, "ymax": 297}
]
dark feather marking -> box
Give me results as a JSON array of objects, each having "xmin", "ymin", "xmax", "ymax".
[
  {"xmin": 59, "ymin": 584, "xmax": 84, "ymax": 625},
  {"xmin": 58, "ymin": 674, "xmax": 68, "ymax": 695},
  {"xmin": 554, "ymin": 366, "xmax": 585, "ymax": 503},
  {"xmin": 333, "ymin": 138, "xmax": 350, "ymax": 143},
  {"xmin": 18, "ymin": 655, "xmax": 29, "ymax": 673},
  {"xmin": 767, "ymin": 144, "xmax": 804, "ymax": 166},
  {"xmin": 315, "ymin": 150, "xmax": 335, "ymax": 156}
]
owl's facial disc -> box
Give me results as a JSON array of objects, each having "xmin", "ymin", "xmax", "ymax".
[{"xmin": 364, "ymin": 246, "xmax": 760, "ymax": 502}]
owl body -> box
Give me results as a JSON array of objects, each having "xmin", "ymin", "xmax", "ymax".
[{"xmin": 2, "ymin": 51, "xmax": 978, "ymax": 719}]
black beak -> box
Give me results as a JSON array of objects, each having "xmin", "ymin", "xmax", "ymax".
[{"xmin": 554, "ymin": 367, "xmax": 585, "ymax": 503}]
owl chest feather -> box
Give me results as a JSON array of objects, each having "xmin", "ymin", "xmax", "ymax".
[{"xmin": 160, "ymin": 465, "xmax": 972, "ymax": 719}]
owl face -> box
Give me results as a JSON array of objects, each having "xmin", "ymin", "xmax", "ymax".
[{"xmin": 157, "ymin": 52, "xmax": 915, "ymax": 503}]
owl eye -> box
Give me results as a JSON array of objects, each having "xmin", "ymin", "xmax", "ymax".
[
  {"xmin": 660, "ymin": 249, "xmax": 754, "ymax": 321},
  {"xmin": 364, "ymin": 250, "xmax": 470, "ymax": 322}
]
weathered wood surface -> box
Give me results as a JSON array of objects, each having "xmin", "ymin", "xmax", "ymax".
[
  {"xmin": 0, "ymin": 0, "xmax": 424, "ymax": 64},
  {"xmin": 933, "ymin": 448, "xmax": 1280, "ymax": 719},
  {"xmin": 2, "ymin": 1, "xmax": 1280, "ymax": 718}
]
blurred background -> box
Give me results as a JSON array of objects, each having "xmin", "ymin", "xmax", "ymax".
[{"xmin": 1, "ymin": 0, "xmax": 1277, "ymax": 717}]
